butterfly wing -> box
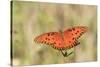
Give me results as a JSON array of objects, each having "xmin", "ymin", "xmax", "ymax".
[
  {"xmin": 34, "ymin": 26, "xmax": 87, "ymax": 50},
  {"xmin": 63, "ymin": 26, "xmax": 87, "ymax": 49},
  {"xmin": 34, "ymin": 32, "xmax": 64, "ymax": 50}
]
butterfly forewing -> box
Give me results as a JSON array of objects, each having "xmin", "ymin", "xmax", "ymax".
[
  {"xmin": 63, "ymin": 26, "xmax": 87, "ymax": 48},
  {"xmin": 64, "ymin": 26, "xmax": 87, "ymax": 39},
  {"xmin": 34, "ymin": 32, "xmax": 65, "ymax": 49}
]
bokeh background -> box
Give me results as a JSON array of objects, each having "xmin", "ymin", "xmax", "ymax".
[{"xmin": 11, "ymin": 1, "xmax": 97, "ymax": 65}]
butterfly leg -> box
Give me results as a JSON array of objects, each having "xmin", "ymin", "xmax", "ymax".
[
  {"xmin": 60, "ymin": 50, "xmax": 73, "ymax": 57},
  {"xmin": 66, "ymin": 51, "xmax": 73, "ymax": 57},
  {"xmin": 60, "ymin": 50, "xmax": 66, "ymax": 57}
]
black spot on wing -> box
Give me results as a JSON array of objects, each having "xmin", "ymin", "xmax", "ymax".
[
  {"xmin": 45, "ymin": 38, "xmax": 48, "ymax": 40},
  {"xmin": 51, "ymin": 32, "xmax": 55, "ymax": 36},
  {"xmin": 59, "ymin": 43, "xmax": 61, "ymax": 45},
  {"xmin": 72, "ymin": 28, "xmax": 75, "ymax": 31},
  {"xmin": 53, "ymin": 42, "xmax": 56, "ymax": 44},
  {"xmin": 72, "ymin": 38, "xmax": 74, "ymax": 40},
  {"xmin": 69, "ymin": 41, "xmax": 71, "ymax": 43},
  {"xmin": 47, "ymin": 33, "xmax": 50, "ymax": 36},
  {"xmin": 45, "ymin": 37, "xmax": 50, "ymax": 41},
  {"xmin": 77, "ymin": 30, "xmax": 79, "ymax": 33},
  {"xmin": 71, "ymin": 33, "xmax": 73, "ymax": 35},
  {"xmin": 75, "ymin": 32, "xmax": 77, "ymax": 34},
  {"xmin": 47, "ymin": 32, "xmax": 56, "ymax": 36},
  {"xmin": 67, "ymin": 29, "xmax": 72, "ymax": 31}
]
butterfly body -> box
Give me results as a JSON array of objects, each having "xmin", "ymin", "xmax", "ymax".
[{"xmin": 34, "ymin": 26, "xmax": 87, "ymax": 57}]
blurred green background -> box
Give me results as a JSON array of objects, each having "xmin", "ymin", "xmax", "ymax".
[{"xmin": 11, "ymin": 1, "xmax": 97, "ymax": 65}]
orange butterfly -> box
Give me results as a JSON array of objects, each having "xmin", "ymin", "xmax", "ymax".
[{"xmin": 34, "ymin": 26, "xmax": 87, "ymax": 57}]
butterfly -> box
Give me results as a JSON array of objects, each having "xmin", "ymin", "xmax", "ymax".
[{"xmin": 34, "ymin": 26, "xmax": 87, "ymax": 57}]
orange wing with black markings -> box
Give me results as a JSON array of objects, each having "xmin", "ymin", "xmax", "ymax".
[{"xmin": 34, "ymin": 26, "xmax": 87, "ymax": 50}]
